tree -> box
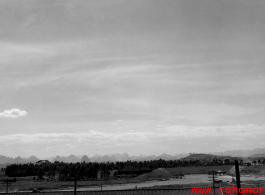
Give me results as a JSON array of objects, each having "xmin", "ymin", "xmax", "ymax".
[
  {"xmin": 224, "ymin": 159, "xmax": 230, "ymax": 165},
  {"xmin": 38, "ymin": 169, "xmax": 44, "ymax": 180}
]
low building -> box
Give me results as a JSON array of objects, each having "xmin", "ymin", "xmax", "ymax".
[
  {"xmin": 109, "ymin": 170, "xmax": 118, "ymax": 179},
  {"xmin": 117, "ymin": 167, "xmax": 152, "ymax": 177},
  {"xmin": 36, "ymin": 160, "xmax": 51, "ymax": 165},
  {"xmin": 215, "ymin": 170, "xmax": 226, "ymax": 175}
]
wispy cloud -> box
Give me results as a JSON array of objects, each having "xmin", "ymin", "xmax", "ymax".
[
  {"xmin": 0, "ymin": 0, "xmax": 265, "ymax": 158},
  {"xmin": 0, "ymin": 109, "xmax": 27, "ymax": 118},
  {"xmin": 0, "ymin": 125, "xmax": 264, "ymax": 158}
]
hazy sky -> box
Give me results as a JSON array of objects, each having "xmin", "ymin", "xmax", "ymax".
[{"xmin": 1, "ymin": 0, "xmax": 265, "ymax": 158}]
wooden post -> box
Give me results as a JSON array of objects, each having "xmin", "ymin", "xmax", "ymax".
[
  {"xmin": 2, "ymin": 178, "xmax": 16, "ymax": 193},
  {"xmin": 212, "ymin": 171, "xmax": 215, "ymax": 194},
  {"xmin": 235, "ymin": 160, "xmax": 241, "ymax": 195},
  {"xmin": 74, "ymin": 174, "xmax": 77, "ymax": 195},
  {"xmin": 6, "ymin": 178, "xmax": 8, "ymax": 194}
]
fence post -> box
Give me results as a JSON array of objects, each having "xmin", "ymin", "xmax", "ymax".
[
  {"xmin": 212, "ymin": 171, "xmax": 215, "ymax": 194},
  {"xmin": 235, "ymin": 160, "xmax": 241, "ymax": 195},
  {"xmin": 74, "ymin": 173, "xmax": 77, "ymax": 195},
  {"xmin": 6, "ymin": 178, "xmax": 8, "ymax": 194}
]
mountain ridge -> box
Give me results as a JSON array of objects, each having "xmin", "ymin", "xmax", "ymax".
[
  {"xmin": 1, "ymin": 148, "xmax": 265, "ymax": 165},
  {"xmin": 213, "ymin": 148, "xmax": 265, "ymax": 157}
]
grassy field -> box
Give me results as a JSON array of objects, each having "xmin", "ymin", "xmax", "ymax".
[
  {"xmin": 241, "ymin": 165, "xmax": 265, "ymax": 175},
  {"xmin": 0, "ymin": 178, "xmax": 139, "ymax": 192},
  {"xmin": 0, "ymin": 172, "xmax": 144, "ymax": 192}
]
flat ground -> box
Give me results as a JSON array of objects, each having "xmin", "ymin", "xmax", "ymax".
[
  {"xmin": 1, "ymin": 165, "xmax": 265, "ymax": 192},
  {"xmin": 1, "ymin": 189, "xmax": 218, "ymax": 195}
]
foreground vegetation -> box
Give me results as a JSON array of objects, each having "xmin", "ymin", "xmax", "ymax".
[
  {"xmin": 2, "ymin": 153, "xmax": 265, "ymax": 192},
  {"xmin": 4, "ymin": 154, "xmax": 241, "ymax": 180}
]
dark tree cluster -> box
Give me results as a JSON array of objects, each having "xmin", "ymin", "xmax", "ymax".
[
  {"xmin": 5, "ymin": 161, "xmax": 100, "ymax": 181},
  {"xmin": 5, "ymin": 158, "xmax": 238, "ymax": 180}
]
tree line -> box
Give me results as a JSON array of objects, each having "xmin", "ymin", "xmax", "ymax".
[{"xmin": 4, "ymin": 158, "xmax": 241, "ymax": 181}]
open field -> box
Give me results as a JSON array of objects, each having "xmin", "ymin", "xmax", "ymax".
[
  {"xmin": 241, "ymin": 165, "xmax": 265, "ymax": 175},
  {"xmin": 0, "ymin": 172, "xmax": 137, "ymax": 192},
  {"xmin": 0, "ymin": 178, "xmax": 139, "ymax": 192},
  {"xmin": 5, "ymin": 185, "xmax": 265, "ymax": 195}
]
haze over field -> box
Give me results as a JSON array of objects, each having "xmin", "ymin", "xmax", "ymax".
[{"xmin": 1, "ymin": 0, "xmax": 265, "ymax": 158}]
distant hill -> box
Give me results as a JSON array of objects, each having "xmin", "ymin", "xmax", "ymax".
[
  {"xmin": 80, "ymin": 155, "xmax": 90, "ymax": 163},
  {"xmin": 27, "ymin": 155, "xmax": 39, "ymax": 163},
  {"xmin": 130, "ymin": 153, "xmax": 188, "ymax": 161},
  {"xmin": 249, "ymin": 153, "xmax": 265, "ymax": 158},
  {"xmin": 214, "ymin": 148, "xmax": 265, "ymax": 157},
  {"xmin": 52, "ymin": 154, "xmax": 80, "ymax": 163},
  {"xmin": 48, "ymin": 153, "xmax": 188, "ymax": 163},
  {"xmin": 130, "ymin": 155, "xmax": 157, "ymax": 161},
  {"xmin": 183, "ymin": 153, "xmax": 217, "ymax": 160},
  {"xmin": 112, "ymin": 153, "xmax": 130, "ymax": 161},
  {"xmin": 65, "ymin": 154, "xmax": 80, "ymax": 163},
  {"xmin": 0, "ymin": 155, "xmax": 39, "ymax": 164},
  {"xmin": 181, "ymin": 153, "xmax": 245, "ymax": 164},
  {"xmin": 13, "ymin": 156, "xmax": 24, "ymax": 164},
  {"xmin": 2, "ymin": 148, "xmax": 265, "ymax": 165},
  {"xmin": 182, "ymin": 153, "xmax": 233, "ymax": 161},
  {"xmin": 53, "ymin": 155, "xmax": 64, "ymax": 162},
  {"xmin": 0, "ymin": 155, "xmax": 15, "ymax": 164},
  {"xmin": 157, "ymin": 153, "xmax": 179, "ymax": 160}
]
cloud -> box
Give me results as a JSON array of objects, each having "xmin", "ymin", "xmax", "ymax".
[
  {"xmin": 0, "ymin": 125, "xmax": 265, "ymax": 158},
  {"xmin": 0, "ymin": 109, "xmax": 27, "ymax": 118}
]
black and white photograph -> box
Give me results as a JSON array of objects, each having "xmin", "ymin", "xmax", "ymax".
[{"xmin": 1, "ymin": 0, "xmax": 265, "ymax": 194}]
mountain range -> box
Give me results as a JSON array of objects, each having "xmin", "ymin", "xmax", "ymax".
[
  {"xmin": 45, "ymin": 153, "xmax": 188, "ymax": 163},
  {"xmin": 0, "ymin": 155, "xmax": 39, "ymax": 165},
  {"xmin": 213, "ymin": 148, "xmax": 265, "ymax": 157},
  {"xmin": 0, "ymin": 153, "xmax": 187, "ymax": 165},
  {"xmin": 1, "ymin": 148, "xmax": 265, "ymax": 166}
]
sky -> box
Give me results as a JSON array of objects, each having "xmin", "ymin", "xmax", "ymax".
[{"xmin": 1, "ymin": 0, "xmax": 265, "ymax": 158}]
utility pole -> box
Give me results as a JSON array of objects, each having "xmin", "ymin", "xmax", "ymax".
[
  {"xmin": 6, "ymin": 178, "xmax": 8, "ymax": 194},
  {"xmin": 74, "ymin": 165, "xmax": 79, "ymax": 195},
  {"xmin": 212, "ymin": 171, "xmax": 215, "ymax": 194},
  {"xmin": 74, "ymin": 174, "xmax": 77, "ymax": 195},
  {"xmin": 2, "ymin": 178, "xmax": 16, "ymax": 194},
  {"xmin": 208, "ymin": 170, "xmax": 216, "ymax": 194},
  {"xmin": 235, "ymin": 160, "xmax": 241, "ymax": 195}
]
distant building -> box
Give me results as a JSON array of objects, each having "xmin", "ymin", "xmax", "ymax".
[
  {"xmin": 215, "ymin": 170, "xmax": 226, "ymax": 175},
  {"xmin": 118, "ymin": 167, "xmax": 152, "ymax": 176},
  {"xmin": 207, "ymin": 170, "xmax": 226, "ymax": 175},
  {"xmin": 36, "ymin": 160, "xmax": 51, "ymax": 165},
  {"xmin": 109, "ymin": 170, "xmax": 118, "ymax": 178}
]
